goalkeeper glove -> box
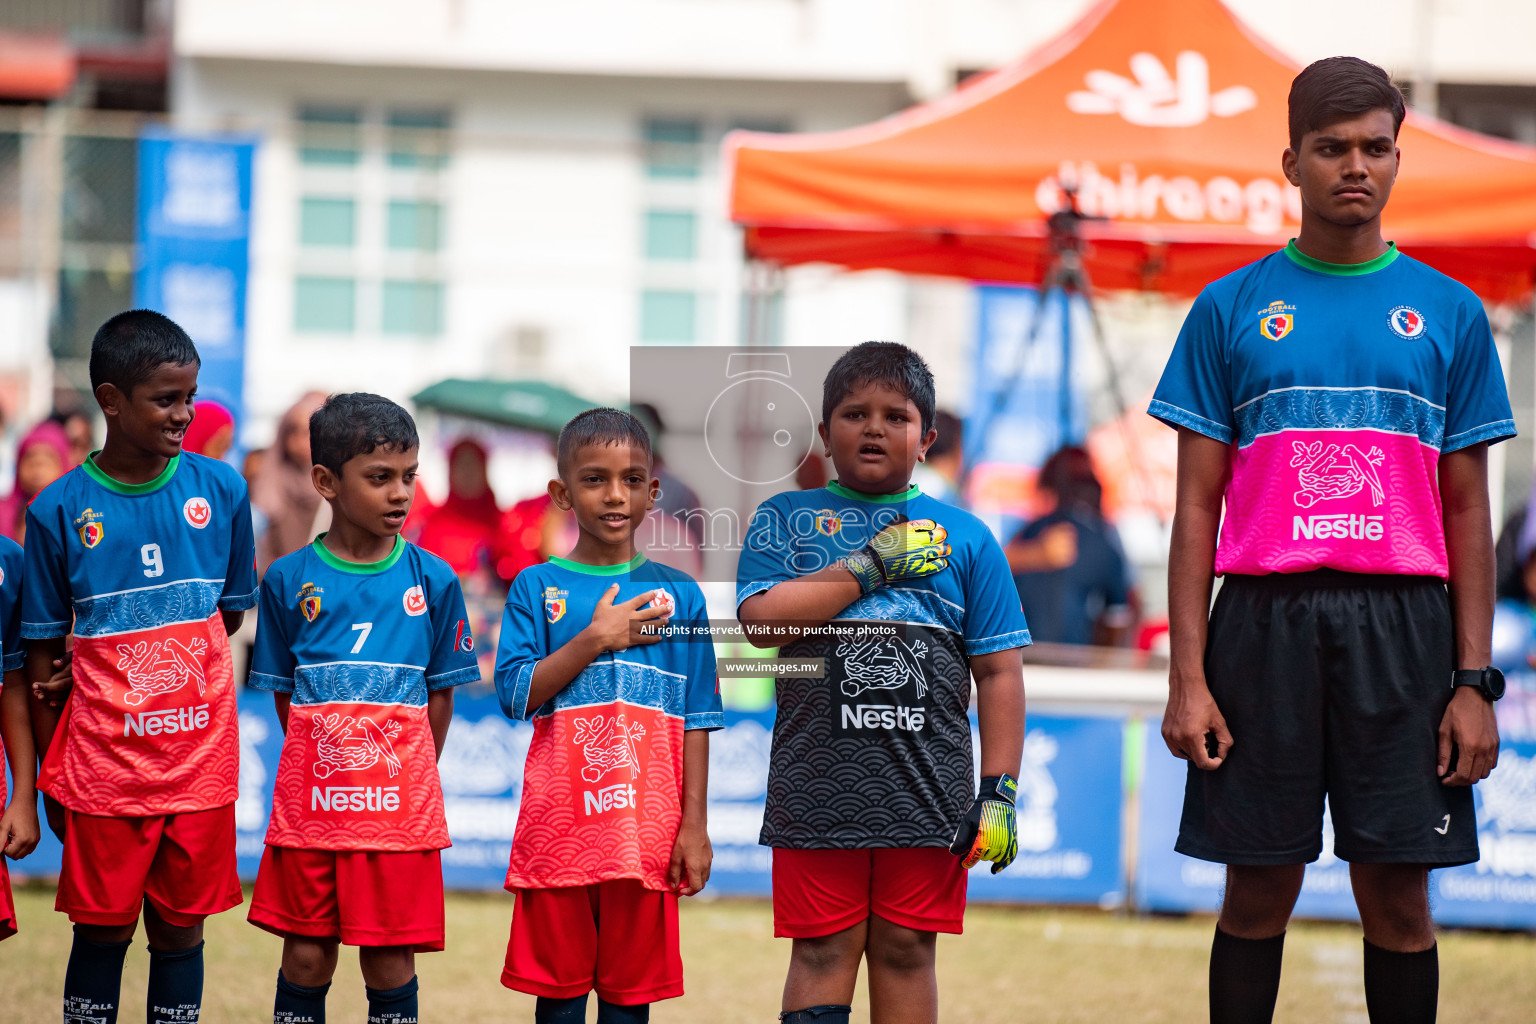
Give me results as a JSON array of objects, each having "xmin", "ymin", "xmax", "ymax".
[
  {"xmin": 949, "ymin": 774, "xmax": 1019, "ymax": 874},
  {"xmin": 844, "ymin": 516, "xmax": 952, "ymax": 594}
]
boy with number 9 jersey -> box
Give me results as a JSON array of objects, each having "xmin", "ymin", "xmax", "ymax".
[
  {"xmin": 248, "ymin": 394, "xmax": 479, "ymax": 1024},
  {"xmin": 22, "ymin": 310, "xmax": 258, "ymax": 1024}
]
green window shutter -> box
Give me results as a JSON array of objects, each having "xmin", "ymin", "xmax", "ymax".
[
  {"xmin": 644, "ymin": 209, "xmax": 696, "ymax": 260},
  {"xmin": 298, "ymin": 105, "xmax": 362, "ymax": 166},
  {"xmin": 643, "ymin": 118, "xmax": 703, "ymax": 179},
  {"xmin": 382, "ymin": 280, "xmax": 444, "ymax": 336},
  {"xmin": 640, "ymin": 290, "xmax": 696, "ymax": 343},
  {"xmin": 387, "ymin": 200, "xmax": 443, "ymax": 250},
  {"xmin": 300, "ymin": 197, "xmax": 356, "ymax": 247},
  {"xmin": 294, "ymin": 276, "xmax": 356, "ymax": 332}
]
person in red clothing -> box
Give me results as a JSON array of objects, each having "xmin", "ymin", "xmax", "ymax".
[{"xmin": 417, "ymin": 438, "xmax": 501, "ymax": 576}]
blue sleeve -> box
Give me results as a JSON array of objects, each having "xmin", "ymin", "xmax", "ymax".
[
  {"xmin": 960, "ymin": 524, "xmax": 1032, "ymax": 656},
  {"xmin": 1148, "ymin": 288, "xmax": 1234, "ymax": 443},
  {"xmin": 679, "ymin": 582, "xmax": 723, "ymax": 731},
  {"xmin": 220, "ymin": 480, "xmax": 259, "ymax": 610},
  {"xmin": 0, "ymin": 543, "xmax": 22, "ymax": 672},
  {"xmin": 1442, "ymin": 303, "xmax": 1516, "ymax": 453},
  {"xmin": 494, "ymin": 570, "xmax": 545, "ymax": 721},
  {"xmin": 20, "ymin": 504, "xmax": 72, "ymax": 640},
  {"xmin": 425, "ymin": 565, "xmax": 480, "ymax": 691},
  {"xmin": 735, "ymin": 496, "xmax": 794, "ymax": 611},
  {"xmin": 248, "ymin": 569, "xmax": 296, "ymax": 693}
]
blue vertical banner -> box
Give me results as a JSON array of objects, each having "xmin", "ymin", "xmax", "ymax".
[{"xmin": 135, "ymin": 126, "xmax": 256, "ymax": 433}]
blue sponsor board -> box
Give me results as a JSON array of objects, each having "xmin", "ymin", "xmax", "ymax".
[{"xmin": 135, "ymin": 127, "xmax": 256, "ymax": 437}]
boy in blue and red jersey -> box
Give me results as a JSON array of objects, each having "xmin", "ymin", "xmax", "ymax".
[
  {"xmin": 495, "ymin": 408, "xmax": 722, "ymax": 1024},
  {"xmin": 1, "ymin": 534, "xmax": 40, "ymax": 941},
  {"xmin": 22, "ymin": 310, "xmax": 258, "ymax": 1024},
  {"xmin": 248, "ymin": 393, "xmax": 480, "ymax": 1024}
]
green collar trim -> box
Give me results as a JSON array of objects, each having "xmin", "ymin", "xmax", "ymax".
[
  {"xmin": 1283, "ymin": 239, "xmax": 1398, "ymax": 276},
  {"xmin": 549, "ymin": 552, "xmax": 647, "ymax": 575},
  {"xmin": 313, "ymin": 533, "xmax": 405, "ymax": 574},
  {"xmin": 81, "ymin": 451, "xmax": 180, "ymax": 495},
  {"xmin": 827, "ymin": 480, "xmax": 921, "ymax": 504}
]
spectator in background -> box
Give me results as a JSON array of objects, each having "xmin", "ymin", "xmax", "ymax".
[
  {"xmin": 183, "ymin": 399, "xmax": 236, "ymax": 460},
  {"xmin": 49, "ymin": 407, "xmax": 94, "ymax": 468},
  {"xmin": 1007, "ymin": 445, "xmax": 1137, "ymax": 646},
  {"xmin": 0, "ymin": 420, "xmax": 71, "ymax": 542},
  {"xmin": 1492, "ymin": 487, "xmax": 1536, "ymax": 741},
  {"xmin": 416, "ymin": 437, "xmax": 501, "ymax": 577},
  {"xmin": 912, "ymin": 408, "xmax": 964, "ymax": 506},
  {"xmin": 631, "ymin": 402, "xmax": 702, "ymax": 520},
  {"xmin": 252, "ymin": 391, "xmax": 327, "ymax": 575}
]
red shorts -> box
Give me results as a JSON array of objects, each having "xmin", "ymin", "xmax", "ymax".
[
  {"xmin": 502, "ymin": 881, "xmax": 682, "ymax": 1004},
  {"xmin": 772, "ymin": 847, "xmax": 968, "ymax": 938},
  {"xmin": 248, "ymin": 846, "xmax": 445, "ymax": 952},
  {"xmin": 0, "ymin": 854, "xmax": 16, "ymax": 940},
  {"xmin": 56, "ymin": 805, "xmax": 241, "ymax": 927}
]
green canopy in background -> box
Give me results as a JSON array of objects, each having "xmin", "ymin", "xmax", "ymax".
[{"xmin": 410, "ymin": 379, "xmax": 605, "ymax": 435}]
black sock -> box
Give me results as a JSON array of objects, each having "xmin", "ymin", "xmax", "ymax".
[
  {"xmin": 1363, "ymin": 939, "xmax": 1438, "ymax": 1024},
  {"xmin": 596, "ymin": 998, "xmax": 650, "ymax": 1023},
  {"xmin": 779, "ymin": 1006, "xmax": 852, "ymax": 1024},
  {"xmin": 365, "ymin": 976, "xmax": 419, "ymax": 1024},
  {"xmin": 1209, "ymin": 926, "xmax": 1285, "ymax": 1024},
  {"xmin": 63, "ymin": 930, "xmax": 131, "ymax": 1024},
  {"xmin": 147, "ymin": 941, "xmax": 205, "ymax": 1023},
  {"xmin": 534, "ymin": 995, "xmax": 588, "ymax": 1023},
  {"xmin": 273, "ymin": 970, "xmax": 330, "ymax": 1024}
]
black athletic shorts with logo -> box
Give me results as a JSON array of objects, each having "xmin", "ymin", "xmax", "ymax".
[{"xmin": 1177, "ymin": 569, "xmax": 1479, "ymax": 867}]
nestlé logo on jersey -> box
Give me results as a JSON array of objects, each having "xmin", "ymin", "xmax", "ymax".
[
  {"xmin": 124, "ymin": 703, "xmax": 211, "ymax": 738},
  {"xmin": 296, "ymin": 582, "xmax": 324, "ymax": 622},
  {"xmin": 1387, "ymin": 305, "xmax": 1427, "ymax": 339},
  {"xmin": 544, "ymin": 586, "xmax": 567, "ymax": 624},
  {"xmin": 402, "ymin": 585, "xmax": 427, "ymax": 616},
  {"xmin": 183, "ymin": 496, "xmax": 211, "ymax": 529},
  {"xmin": 1257, "ymin": 300, "xmax": 1296, "ymax": 341},
  {"xmin": 74, "ymin": 507, "xmax": 105, "ymax": 548}
]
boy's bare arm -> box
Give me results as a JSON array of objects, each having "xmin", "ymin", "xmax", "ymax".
[
  {"xmin": 1, "ymin": 667, "xmax": 40, "ymax": 858},
  {"xmin": 523, "ymin": 585, "xmax": 668, "ymax": 711},
  {"xmin": 26, "ymin": 637, "xmax": 68, "ymax": 753},
  {"xmin": 971, "ymin": 649, "xmax": 1025, "ymax": 779},
  {"xmin": 1437, "ymin": 443, "xmax": 1500, "ymax": 786},
  {"xmin": 668, "ymin": 728, "xmax": 712, "ymax": 896},
  {"xmin": 428, "ymin": 689, "xmax": 454, "ymax": 759},
  {"xmin": 737, "ymin": 566, "xmax": 863, "ymax": 648},
  {"xmin": 274, "ymin": 692, "xmax": 291, "ymax": 733},
  {"xmin": 221, "ymin": 609, "xmax": 245, "ymax": 638}
]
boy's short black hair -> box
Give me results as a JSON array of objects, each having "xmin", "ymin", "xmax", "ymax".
[
  {"xmin": 309, "ymin": 393, "xmax": 419, "ymax": 475},
  {"xmin": 89, "ymin": 310, "xmax": 201, "ymax": 395},
  {"xmin": 556, "ymin": 407, "xmax": 653, "ymax": 476},
  {"xmin": 926, "ymin": 410, "xmax": 963, "ymax": 459},
  {"xmin": 1288, "ymin": 57, "xmax": 1405, "ymax": 152},
  {"xmin": 822, "ymin": 342, "xmax": 936, "ymax": 435}
]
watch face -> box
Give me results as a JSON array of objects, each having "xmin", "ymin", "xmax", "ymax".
[{"xmin": 1486, "ymin": 667, "xmax": 1506, "ymax": 700}]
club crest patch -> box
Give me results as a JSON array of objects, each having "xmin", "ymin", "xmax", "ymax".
[
  {"xmin": 1387, "ymin": 305, "xmax": 1427, "ymax": 339},
  {"xmin": 544, "ymin": 586, "xmax": 568, "ymax": 624},
  {"xmin": 814, "ymin": 511, "xmax": 843, "ymax": 536},
  {"xmin": 1257, "ymin": 300, "xmax": 1296, "ymax": 341},
  {"xmin": 403, "ymin": 585, "xmax": 428, "ymax": 617},
  {"xmin": 648, "ymin": 589, "xmax": 676, "ymax": 615},
  {"xmin": 75, "ymin": 508, "xmax": 105, "ymax": 548},
  {"xmin": 454, "ymin": 618, "xmax": 475, "ymax": 653},
  {"xmin": 183, "ymin": 496, "xmax": 211, "ymax": 529},
  {"xmin": 297, "ymin": 581, "xmax": 324, "ymax": 622}
]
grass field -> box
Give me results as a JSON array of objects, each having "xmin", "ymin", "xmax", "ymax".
[{"xmin": 6, "ymin": 882, "xmax": 1535, "ymax": 1022}]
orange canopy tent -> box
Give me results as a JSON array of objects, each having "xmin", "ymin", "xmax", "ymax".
[{"xmin": 728, "ymin": 0, "xmax": 1536, "ymax": 303}]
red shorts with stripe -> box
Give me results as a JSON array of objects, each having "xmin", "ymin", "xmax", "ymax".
[
  {"xmin": 248, "ymin": 846, "xmax": 445, "ymax": 952},
  {"xmin": 771, "ymin": 847, "xmax": 968, "ymax": 938},
  {"xmin": 56, "ymin": 805, "xmax": 241, "ymax": 927},
  {"xmin": 502, "ymin": 881, "xmax": 682, "ymax": 1004},
  {"xmin": 0, "ymin": 854, "xmax": 16, "ymax": 940}
]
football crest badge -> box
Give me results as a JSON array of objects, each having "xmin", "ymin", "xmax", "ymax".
[
  {"xmin": 297, "ymin": 581, "xmax": 324, "ymax": 622},
  {"xmin": 1257, "ymin": 300, "xmax": 1296, "ymax": 341},
  {"xmin": 74, "ymin": 508, "xmax": 105, "ymax": 548},
  {"xmin": 814, "ymin": 510, "xmax": 843, "ymax": 536},
  {"xmin": 1387, "ymin": 306, "xmax": 1427, "ymax": 339},
  {"xmin": 454, "ymin": 619, "xmax": 475, "ymax": 653},
  {"xmin": 544, "ymin": 586, "xmax": 568, "ymax": 624}
]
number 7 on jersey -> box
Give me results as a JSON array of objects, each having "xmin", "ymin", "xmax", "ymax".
[{"xmin": 350, "ymin": 622, "xmax": 372, "ymax": 654}]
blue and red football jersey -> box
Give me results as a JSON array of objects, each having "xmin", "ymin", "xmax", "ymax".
[
  {"xmin": 495, "ymin": 554, "xmax": 722, "ymax": 891},
  {"xmin": 20, "ymin": 453, "xmax": 257, "ymax": 816},
  {"xmin": 251, "ymin": 535, "xmax": 480, "ymax": 852},
  {"xmin": 0, "ymin": 535, "xmax": 23, "ymax": 819}
]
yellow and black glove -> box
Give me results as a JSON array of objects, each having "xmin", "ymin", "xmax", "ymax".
[
  {"xmin": 949, "ymin": 774, "xmax": 1019, "ymax": 874},
  {"xmin": 844, "ymin": 516, "xmax": 952, "ymax": 594}
]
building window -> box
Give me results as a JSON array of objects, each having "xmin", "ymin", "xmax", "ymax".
[
  {"xmin": 387, "ymin": 200, "xmax": 443, "ymax": 251},
  {"xmin": 298, "ymin": 105, "xmax": 362, "ymax": 166},
  {"xmin": 388, "ymin": 109, "xmax": 450, "ymax": 169},
  {"xmin": 640, "ymin": 289, "xmax": 696, "ymax": 343},
  {"xmin": 300, "ymin": 197, "xmax": 356, "ymax": 247},
  {"xmin": 294, "ymin": 276, "xmax": 355, "ymax": 332},
  {"xmin": 643, "ymin": 119, "xmax": 703, "ymax": 179},
  {"xmin": 644, "ymin": 209, "xmax": 696, "ymax": 261},
  {"xmin": 383, "ymin": 279, "xmax": 444, "ymax": 336}
]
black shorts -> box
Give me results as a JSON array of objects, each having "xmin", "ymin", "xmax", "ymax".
[{"xmin": 1176, "ymin": 569, "xmax": 1479, "ymax": 868}]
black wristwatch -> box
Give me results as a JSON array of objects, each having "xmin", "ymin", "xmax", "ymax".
[{"xmin": 1452, "ymin": 667, "xmax": 1505, "ymax": 702}]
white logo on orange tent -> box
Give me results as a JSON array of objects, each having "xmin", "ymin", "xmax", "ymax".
[{"xmin": 1067, "ymin": 51, "xmax": 1256, "ymax": 127}]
